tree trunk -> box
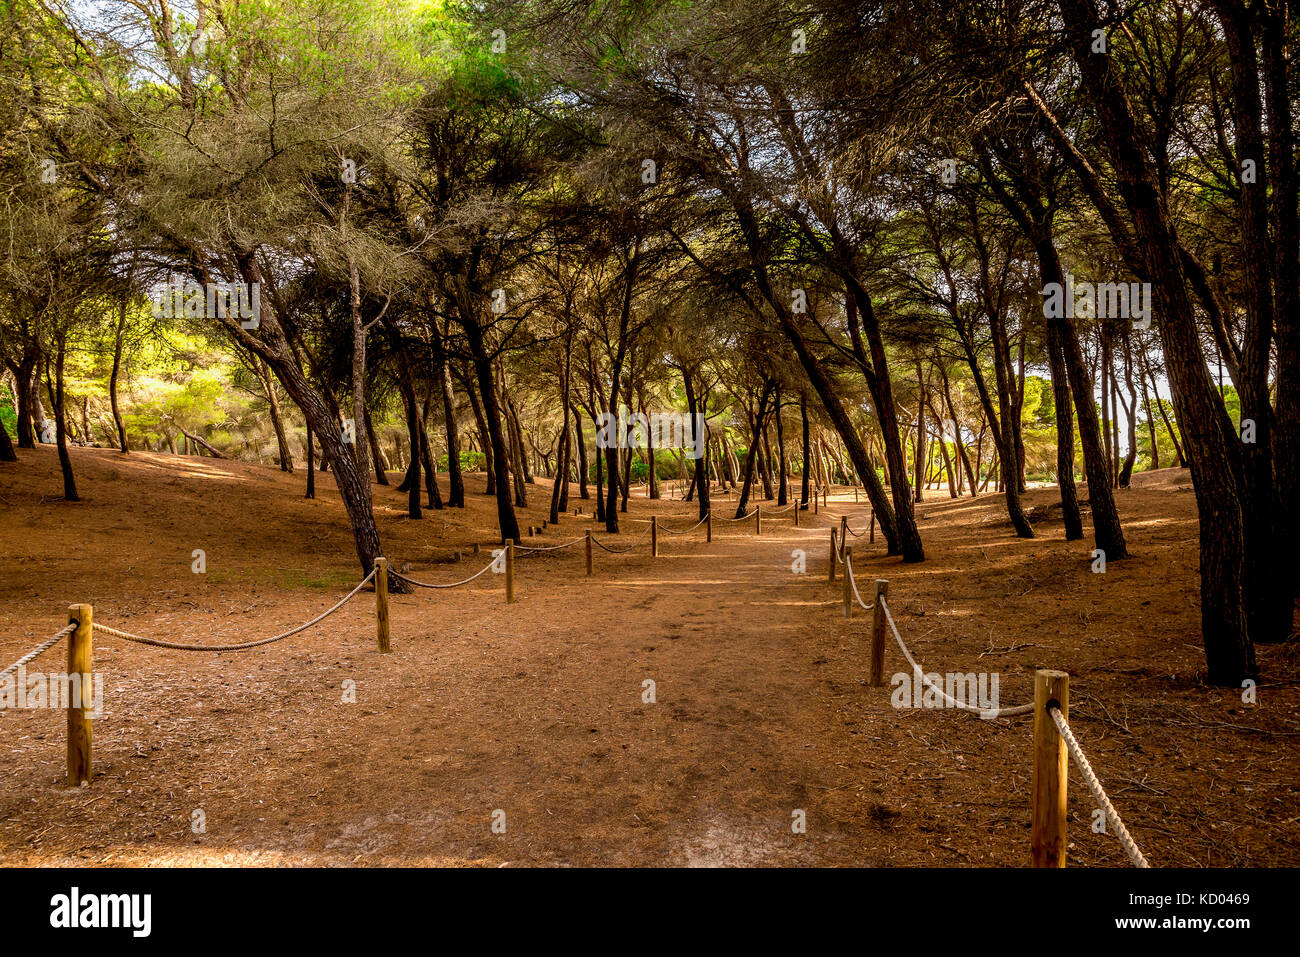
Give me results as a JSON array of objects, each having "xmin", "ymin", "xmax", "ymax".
[
  {"xmin": 1138, "ymin": 346, "xmax": 1161, "ymax": 471},
  {"xmin": 433, "ymin": 329, "xmax": 465, "ymax": 507},
  {"xmin": 0, "ymin": 410, "xmax": 15, "ymax": 461},
  {"xmin": 463, "ymin": 370, "xmax": 495, "ymax": 495},
  {"xmin": 464, "ymin": 322, "xmax": 520, "ymax": 544},
  {"xmin": 365, "ymin": 403, "xmax": 388, "ymax": 485},
  {"xmin": 735, "ymin": 381, "xmax": 774, "ymax": 518},
  {"xmin": 109, "ymin": 303, "xmax": 129, "ymax": 453},
  {"xmin": 775, "ymin": 389, "xmax": 788, "ymax": 506},
  {"xmin": 1059, "ymin": 0, "xmax": 1252, "ymax": 681},
  {"xmin": 305, "ymin": 421, "xmax": 316, "ymax": 498},
  {"xmin": 400, "ymin": 375, "xmax": 422, "ymax": 520},
  {"xmin": 573, "ymin": 404, "xmax": 589, "ymax": 499},
  {"xmin": 914, "ymin": 360, "xmax": 928, "ymax": 503},
  {"xmin": 799, "ymin": 392, "xmax": 811, "ymax": 507},
  {"xmin": 51, "ymin": 342, "xmax": 77, "ymax": 500}
]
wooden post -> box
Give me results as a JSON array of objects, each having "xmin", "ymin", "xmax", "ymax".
[
  {"xmin": 869, "ymin": 580, "xmax": 888, "ymax": 686},
  {"xmin": 374, "ymin": 558, "xmax": 390, "ymax": 654},
  {"xmin": 66, "ymin": 603, "xmax": 92, "ymax": 786},
  {"xmin": 505, "ymin": 540, "xmax": 516, "ymax": 604},
  {"xmin": 585, "ymin": 529, "xmax": 593, "ymax": 576},
  {"xmin": 839, "ymin": 515, "xmax": 848, "ymax": 555},
  {"xmin": 828, "ymin": 528, "xmax": 838, "ymax": 582},
  {"xmin": 1032, "ymin": 669, "xmax": 1070, "ymax": 868},
  {"xmin": 706, "ymin": 511, "xmax": 712, "ymax": 543},
  {"xmin": 794, "ymin": 503, "xmax": 799, "ymax": 527},
  {"xmin": 841, "ymin": 546, "xmax": 853, "ymax": 618},
  {"xmin": 854, "ymin": 486, "xmax": 858, "ymax": 503},
  {"xmin": 755, "ymin": 505, "xmax": 762, "ymax": 535},
  {"xmin": 651, "ymin": 516, "xmax": 659, "ymax": 557},
  {"xmin": 870, "ymin": 508, "xmax": 876, "ymax": 544}
]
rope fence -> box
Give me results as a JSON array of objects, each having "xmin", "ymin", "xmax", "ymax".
[
  {"xmin": 6, "ymin": 491, "xmax": 1145, "ymax": 869},
  {"xmin": 90, "ymin": 571, "xmax": 376, "ymax": 653},
  {"xmin": 0, "ymin": 623, "xmax": 76, "ymax": 682},
  {"xmin": 835, "ymin": 532, "xmax": 1150, "ymax": 868}
]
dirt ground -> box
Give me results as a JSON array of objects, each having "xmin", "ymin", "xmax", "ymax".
[{"xmin": 2, "ymin": 445, "xmax": 1298, "ymax": 867}]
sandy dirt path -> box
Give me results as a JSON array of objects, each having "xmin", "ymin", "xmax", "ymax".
[{"xmin": 3, "ymin": 447, "xmax": 1298, "ymax": 866}]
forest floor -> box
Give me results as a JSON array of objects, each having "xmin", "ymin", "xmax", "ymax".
[{"xmin": 2, "ymin": 445, "xmax": 1298, "ymax": 867}]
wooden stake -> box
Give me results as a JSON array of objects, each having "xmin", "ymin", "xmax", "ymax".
[
  {"xmin": 841, "ymin": 546, "xmax": 853, "ymax": 618},
  {"xmin": 374, "ymin": 558, "xmax": 390, "ymax": 653},
  {"xmin": 870, "ymin": 508, "xmax": 876, "ymax": 544},
  {"xmin": 794, "ymin": 503, "xmax": 799, "ymax": 527},
  {"xmin": 869, "ymin": 580, "xmax": 888, "ymax": 686},
  {"xmin": 839, "ymin": 515, "xmax": 848, "ymax": 555},
  {"xmin": 814, "ymin": 490, "xmax": 820, "ymax": 514},
  {"xmin": 828, "ymin": 528, "xmax": 838, "ymax": 582},
  {"xmin": 1032, "ymin": 669, "xmax": 1070, "ymax": 868},
  {"xmin": 585, "ymin": 529, "xmax": 593, "ymax": 576},
  {"xmin": 505, "ymin": 540, "xmax": 516, "ymax": 604},
  {"xmin": 755, "ymin": 504, "xmax": 762, "ymax": 535},
  {"xmin": 651, "ymin": 516, "xmax": 659, "ymax": 557},
  {"xmin": 706, "ymin": 511, "xmax": 712, "ymax": 542},
  {"xmin": 66, "ymin": 603, "xmax": 92, "ymax": 786}
]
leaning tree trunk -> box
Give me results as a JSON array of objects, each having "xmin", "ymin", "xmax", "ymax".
[
  {"xmin": 1059, "ymin": 0, "xmax": 1252, "ymax": 682},
  {"xmin": 464, "ymin": 321, "xmax": 520, "ymax": 544},
  {"xmin": 836, "ymin": 287, "xmax": 922, "ymax": 554},
  {"xmin": 1213, "ymin": 0, "xmax": 1293, "ymax": 644},
  {"xmin": 763, "ymin": 283, "xmax": 905, "ymax": 553},
  {"xmin": 989, "ymin": 304, "xmax": 1034, "ymax": 538},
  {"xmin": 1034, "ymin": 238, "xmax": 1084, "ymax": 539},
  {"xmin": 224, "ymin": 254, "xmax": 398, "ymax": 587}
]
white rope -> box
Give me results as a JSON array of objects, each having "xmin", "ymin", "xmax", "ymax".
[
  {"xmin": 1049, "ymin": 706, "xmax": 1151, "ymax": 867},
  {"xmin": 391, "ymin": 558, "xmax": 496, "ymax": 587},
  {"xmin": 515, "ymin": 536, "xmax": 587, "ymax": 553},
  {"xmin": 879, "ymin": 597, "xmax": 1034, "ymax": 719},
  {"xmin": 1, "ymin": 623, "xmax": 76, "ymax": 681},
  {"xmin": 657, "ymin": 515, "xmax": 709, "ymax": 535},
  {"xmin": 843, "ymin": 553, "xmax": 874, "ymax": 610},
  {"xmin": 591, "ymin": 522, "xmax": 654, "ymax": 553},
  {"xmin": 92, "ymin": 571, "xmax": 376, "ymax": 651}
]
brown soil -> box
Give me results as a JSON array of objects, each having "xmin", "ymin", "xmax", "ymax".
[{"xmin": 2, "ymin": 446, "xmax": 1298, "ymax": 866}]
